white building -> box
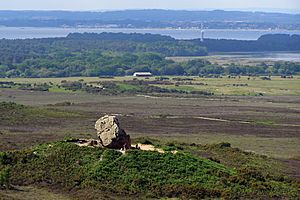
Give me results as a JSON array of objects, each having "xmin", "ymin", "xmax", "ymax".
[{"xmin": 133, "ymin": 72, "xmax": 152, "ymax": 77}]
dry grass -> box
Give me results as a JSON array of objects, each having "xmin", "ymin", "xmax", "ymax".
[
  {"xmin": 134, "ymin": 133, "xmax": 300, "ymax": 159},
  {"xmin": 0, "ymin": 88, "xmax": 299, "ymax": 160},
  {"xmin": 0, "ymin": 186, "xmax": 72, "ymax": 200}
]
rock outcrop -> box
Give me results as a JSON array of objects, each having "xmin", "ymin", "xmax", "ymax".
[{"xmin": 95, "ymin": 115, "xmax": 131, "ymax": 149}]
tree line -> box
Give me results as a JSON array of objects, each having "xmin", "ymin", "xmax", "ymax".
[
  {"xmin": 0, "ymin": 33, "xmax": 299, "ymax": 77},
  {"xmin": 197, "ymin": 34, "xmax": 300, "ymax": 52},
  {"xmin": 0, "ymin": 52, "xmax": 299, "ymax": 77}
]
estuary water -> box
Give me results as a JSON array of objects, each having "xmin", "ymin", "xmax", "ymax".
[
  {"xmin": 1, "ymin": 27, "xmax": 299, "ymax": 62},
  {"xmin": 0, "ymin": 27, "xmax": 300, "ymax": 40}
]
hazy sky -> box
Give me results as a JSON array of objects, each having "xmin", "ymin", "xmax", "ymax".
[{"xmin": 0, "ymin": 0, "xmax": 300, "ymax": 12}]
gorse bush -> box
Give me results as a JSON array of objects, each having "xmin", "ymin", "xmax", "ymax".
[
  {"xmin": 0, "ymin": 167, "xmax": 11, "ymax": 189},
  {"xmin": 0, "ymin": 141, "xmax": 299, "ymax": 199}
]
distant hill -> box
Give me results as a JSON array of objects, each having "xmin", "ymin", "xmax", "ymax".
[{"xmin": 0, "ymin": 10, "xmax": 299, "ymax": 29}]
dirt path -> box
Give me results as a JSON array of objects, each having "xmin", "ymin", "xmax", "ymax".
[
  {"xmin": 131, "ymin": 144, "xmax": 178, "ymax": 154},
  {"xmin": 165, "ymin": 115, "xmax": 300, "ymax": 127},
  {"xmin": 135, "ymin": 144, "xmax": 165, "ymax": 153},
  {"xmin": 0, "ymin": 186, "xmax": 72, "ymax": 200}
]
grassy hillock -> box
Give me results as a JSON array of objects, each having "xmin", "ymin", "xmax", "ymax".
[{"xmin": 1, "ymin": 141, "xmax": 299, "ymax": 199}]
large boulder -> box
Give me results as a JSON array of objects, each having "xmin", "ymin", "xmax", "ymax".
[{"xmin": 95, "ymin": 115, "xmax": 131, "ymax": 149}]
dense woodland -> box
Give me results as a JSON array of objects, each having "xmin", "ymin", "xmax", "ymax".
[
  {"xmin": 0, "ymin": 33, "xmax": 299, "ymax": 77},
  {"xmin": 198, "ymin": 34, "xmax": 300, "ymax": 52}
]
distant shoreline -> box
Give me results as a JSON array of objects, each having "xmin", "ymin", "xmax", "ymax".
[
  {"xmin": 1, "ymin": 27, "xmax": 300, "ymax": 40},
  {"xmin": 0, "ymin": 26, "xmax": 300, "ymax": 31}
]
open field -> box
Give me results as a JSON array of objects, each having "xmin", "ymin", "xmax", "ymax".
[
  {"xmin": 1, "ymin": 75, "xmax": 300, "ymax": 96},
  {"xmin": 158, "ymin": 76, "xmax": 300, "ymax": 96},
  {"xmin": 1, "ymin": 77, "xmax": 300, "ymax": 199},
  {"xmin": 167, "ymin": 52, "xmax": 300, "ymax": 66},
  {"xmin": 168, "ymin": 55, "xmax": 268, "ymax": 65},
  {"xmin": 0, "ymin": 87, "xmax": 299, "ymax": 160}
]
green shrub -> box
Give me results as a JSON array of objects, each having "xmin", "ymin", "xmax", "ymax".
[
  {"xmin": 216, "ymin": 142, "xmax": 231, "ymax": 148},
  {"xmin": 1, "ymin": 141, "xmax": 299, "ymax": 199},
  {"xmin": 0, "ymin": 167, "xmax": 11, "ymax": 189}
]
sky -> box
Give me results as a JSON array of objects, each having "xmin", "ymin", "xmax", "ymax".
[{"xmin": 0, "ymin": 0, "xmax": 300, "ymax": 13}]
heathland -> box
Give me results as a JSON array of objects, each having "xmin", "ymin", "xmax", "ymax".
[
  {"xmin": 0, "ymin": 32, "xmax": 300, "ymax": 199},
  {"xmin": 1, "ymin": 75, "xmax": 300, "ymax": 199}
]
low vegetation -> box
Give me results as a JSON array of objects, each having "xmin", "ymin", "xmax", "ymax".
[
  {"xmin": 0, "ymin": 140, "xmax": 299, "ymax": 199},
  {"xmin": 2, "ymin": 75, "xmax": 300, "ymax": 96},
  {"xmin": 0, "ymin": 91, "xmax": 299, "ymax": 199},
  {"xmin": 0, "ymin": 102, "xmax": 81, "ymax": 126}
]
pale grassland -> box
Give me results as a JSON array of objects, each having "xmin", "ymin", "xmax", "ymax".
[
  {"xmin": 159, "ymin": 76, "xmax": 300, "ymax": 95},
  {"xmin": 167, "ymin": 55, "xmax": 291, "ymax": 66},
  {"xmin": 1, "ymin": 76, "xmax": 299, "ymax": 96},
  {"xmin": 135, "ymin": 133, "xmax": 300, "ymax": 159},
  {"xmin": 0, "ymin": 84, "xmax": 299, "ymax": 159}
]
